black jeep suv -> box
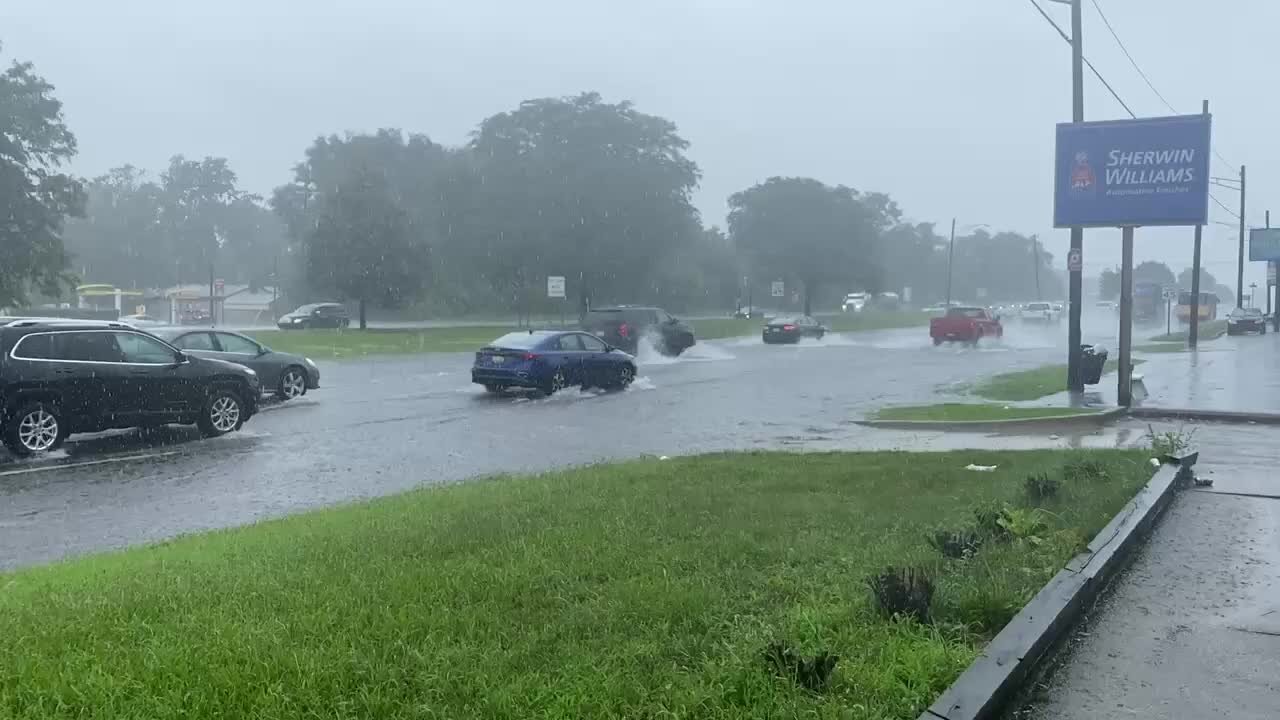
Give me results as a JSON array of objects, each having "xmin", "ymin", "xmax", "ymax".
[
  {"xmin": 0, "ymin": 319, "xmax": 261, "ymax": 456},
  {"xmin": 582, "ymin": 306, "xmax": 696, "ymax": 356}
]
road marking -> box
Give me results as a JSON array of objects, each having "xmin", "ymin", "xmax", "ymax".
[{"xmin": 0, "ymin": 451, "xmax": 182, "ymax": 477}]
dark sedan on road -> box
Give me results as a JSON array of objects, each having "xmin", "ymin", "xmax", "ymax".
[
  {"xmin": 156, "ymin": 328, "xmax": 321, "ymax": 400},
  {"xmin": 1226, "ymin": 307, "xmax": 1267, "ymax": 335},
  {"xmin": 277, "ymin": 303, "xmax": 350, "ymax": 330},
  {"xmin": 472, "ymin": 330, "xmax": 636, "ymax": 395},
  {"xmin": 581, "ymin": 306, "xmax": 695, "ymax": 356},
  {"xmin": 762, "ymin": 316, "xmax": 827, "ymax": 344}
]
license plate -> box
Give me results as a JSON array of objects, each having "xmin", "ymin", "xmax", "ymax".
[
  {"xmin": 490, "ymin": 355, "xmax": 505, "ymax": 365},
  {"xmin": 768, "ymin": 328, "xmax": 779, "ymax": 333}
]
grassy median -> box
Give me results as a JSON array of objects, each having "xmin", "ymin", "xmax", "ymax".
[
  {"xmin": 874, "ymin": 404, "xmax": 1101, "ymax": 422},
  {"xmin": 1148, "ymin": 319, "xmax": 1227, "ymax": 342},
  {"xmin": 971, "ymin": 358, "xmax": 1143, "ymax": 402},
  {"xmin": 0, "ymin": 450, "xmax": 1151, "ymax": 719},
  {"xmin": 250, "ymin": 312, "xmax": 933, "ymax": 359}
]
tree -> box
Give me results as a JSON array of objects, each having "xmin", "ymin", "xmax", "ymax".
[
  {"xmin": 63, "ymin": 166, "xmax": 166, "ymax": 289},
  {"xmin": 459, "ymin": 92, "xmax": 702, "ymax": 316},
  {"xmin": 1177, "ymin": 266, "xmax": 1218, "ymax": 291},
  {"xmin": 1133, "ymin": 261, "xmax": 1176, "ymax": 289},
  {"xmin": 728, "ymin": 177, "xmax": 890, "ymax": 315},
  {"xmin": 1098, "ymin": 268, "xmax": 1121, "ymax": 300},
  {"xmin": 949, "ymin": 230, "xmax": 1060, "ymax": 303},
  {"xmin": 273, "ymin": 129, "xmax": 445, "ymax": 326},
  {"xmin": 0, "ymin": 44, "xmax": 85, "ymax": 308}
]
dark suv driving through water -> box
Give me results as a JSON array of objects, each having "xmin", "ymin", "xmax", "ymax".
[
  {"xmin": 581, "ymin": 306, "xmax": 696, "ymax": 356},
  {"xmin": 0, "ymin": 319, "xmax": 260, "ymax": 456}
]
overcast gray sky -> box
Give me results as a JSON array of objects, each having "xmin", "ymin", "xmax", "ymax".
[{"xmin": 8, "ymin": 0, "xmax": 1278, "ymax": 297}]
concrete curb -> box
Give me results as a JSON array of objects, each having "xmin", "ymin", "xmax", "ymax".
[
  {"xmin": 858, "ymin": 407, "xmax": 1126, "ymax": 432},
  {"xmin": 918, "ymin": 459, "xmax": 1187, "ymax": 720},
  {"xmin": 1129, "ymin": 406, "xmax": 1280, "ymax": 425}
]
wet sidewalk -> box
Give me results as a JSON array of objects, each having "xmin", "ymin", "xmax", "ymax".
[{"xmin": 1011, "ymin": 435, "xmax": 1280, "ymax": 720}]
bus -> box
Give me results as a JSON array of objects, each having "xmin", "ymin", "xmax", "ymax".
[{"xmin": 1176, "ymin": 291, "xmax": 1219, "ymax": 324}]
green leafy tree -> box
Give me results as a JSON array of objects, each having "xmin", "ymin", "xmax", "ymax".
[
  {"xmin": 1133, "ymin": 261, "xmax": 1176, "ymax": 289},
  {"xmin": 949, "ymin": 230, "xmax": 1061, "ymax": 303},
  {"xmin": 459, "ymin": 92, "xmax": 702, "ymax": 316},
  {"xmin": 1098, "ymin": 268, "xmax": 1120, "ymax": 300},
  {"xmin": 160, "ymin": 155, "xmax": 244, "ymax": 286},
  {"xmin": 63, "ymin": 166, "xmax": 166, "ymax": 289},
  {"xmin": 728, "ymin": 177, "xmax": 890, "ymax": 315},
  {"xmin": 0, "ymin": 44, "xmax": 85, "ymax": 308},
  {"xmin": 273, "ymin": 130, "xmax": 445, "ymax": 326},
  {"xmin": 1177, "ymin": 266, "xmax": 1218, "ymax": 291}
]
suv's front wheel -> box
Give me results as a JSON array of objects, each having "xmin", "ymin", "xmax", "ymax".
[
  {"xmin": 3, "ymin": 402, "xmax": 66, "ymax": 457},
  {"xmin": 197, "ymin": 389, "xmax": 245, "ymax": 438}
]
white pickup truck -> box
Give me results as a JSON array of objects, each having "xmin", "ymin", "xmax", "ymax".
[
  {"xmin": 841, "ymin": 292, "xmax": 870, "ymax": 312},
  {"xmin": 1019, "ymin": 301, "xmax": 1062, "ymax": 323}
]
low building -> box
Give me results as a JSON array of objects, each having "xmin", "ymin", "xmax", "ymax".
[{"xmin": 146, "ymin": 284, "xmax": 279, "ymax": 327}]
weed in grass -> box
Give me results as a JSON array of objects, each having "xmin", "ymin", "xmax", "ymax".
[
  {"xmin": 927, "ymin": 530, "xmax": 984, "ymax": 560},
  {"xmin": 996, "ymin": 507, "xmax": 1049, "ymax": 545},
  {"xmin": 1146, "ymin": 424, "xmax": 1196, "ymax": 457},
  {"xmin": 868, "ymin": 567, "xmax": 934, "ymax": 623},
  {"xmin": 1063, "ymin": 459, "xmax": 1110, "ymax": 483},
  {"xmin": 763, "ymin": 642, "xmax": 840, "ymax": 693},
  {"xmin": 973, "ymin": 502, "xmax": 1008, "ymax": 539},
  {"xmin": 1023, "ymin": 473, "xmax": 1061, "ymax": 504}
]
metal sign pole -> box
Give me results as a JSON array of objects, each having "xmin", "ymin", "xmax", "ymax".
[{"xmin": 1118, "ymin": 227, "xmax": 1135, "ymax": 407}]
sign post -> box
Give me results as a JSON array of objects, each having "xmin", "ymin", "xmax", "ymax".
[
  {"xmin": 1162, "ymin": 288, "xmax": 1177, "ymax": 336},
  {"xmin": 547, "ymin": 275, "xmax": 566, "ymax": 327},
  {"xmin": 1055, "ymin": 113, "xmax": 1212, "ymax": 406},
  {"xmin": 771, "ymin": 281, "xmax": 785, "ymax": 298}
]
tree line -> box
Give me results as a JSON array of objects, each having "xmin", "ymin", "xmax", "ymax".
[{"xmin": 3, "ymin": 46, "xmax": 1063, "ymax": 324}]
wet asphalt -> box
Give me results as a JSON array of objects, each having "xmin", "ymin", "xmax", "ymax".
[{"xmin": 0, "ymin": 319, "xmax": 1122, "ymax": 570}]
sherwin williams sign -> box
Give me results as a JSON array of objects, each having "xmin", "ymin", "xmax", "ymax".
[{"xmin": 1054, "ymin": 114, "xmax": 1211, "ymax": 228}]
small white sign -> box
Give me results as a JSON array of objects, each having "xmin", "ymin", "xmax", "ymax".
[
  {"xmin": 1162, "ymin": 288, "xmax": 1177, "ymax": 301},
  {"xmin": 547, "ymin": 276, "xmax": 566, "ymax": 299},
  {"xmin": 1067, "ymin": 248, "xmax": 1083, "ymax": 273},
  {"xmin": 771, "ymin": 281, "xmax": 785, "ymax": 298},
  {"xmin": 902, "ymin": 286, "xmax": 912, "ymax": 303}
]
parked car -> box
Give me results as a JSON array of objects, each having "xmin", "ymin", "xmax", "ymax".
[
  {"xmin": 0, "ymin": 319, "xmax": 259, "ymax": 456},
  {"xmin": 841, "ymin": 292, "xmax": 870, "ymax": 312},
  {"xmin": 581, "ymin": 306, "xmax": 695, "ymax": 356},
  {"xmin": 1020, "ymin": 302, "xmax": 1062, "ymax": 322},
  {"xmin": 762, "ymin": 316, "xmax": 827, "ymax": 344},
  {"xmin": 155, "ymin": 328, "xmax": 320, "ymax": 400},
  {"xmin": 1226, "ymin": 307, "xmax": 1267, "ymax": 335},
  {"xmin": 277, "ymin": 303, "xmax": 351, "ymax": 330},
  {"xmin": 120, "ymin": 313, "xmax": 165, "ymax": 327},
  {"xmin": 180, "ymin": 308, "xmax": 212, "ymax": 325},
  {"xmin": 929, "ymin": 306, "xmax": 1003, "ymax": 346},
  {"xmin": 471, "ymin": 330, "xmax": 637, "ymax": 395}
]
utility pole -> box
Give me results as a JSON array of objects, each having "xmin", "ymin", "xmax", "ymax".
[
  {"xmin": 1238, "ymin": 164, "xmax": 1247, "ymax": 308},
  {"xmin": 946, "ymin": 217, "xmax": 957, "ymax": 307},
  {"xmin": 1189, "ymin": 99, "xmax": 1208, "ymax": 349},
  {"xmin": 1066, "ymin": 0, "xmax": 1086, "ymax": 392}
]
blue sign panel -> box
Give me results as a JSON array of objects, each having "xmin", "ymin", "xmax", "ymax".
[
  {"xmin": 1054, "ymin": 114, "xmax": 1211, "ymax": 228},
  {"xmin": 1249, "ymin": 228, "xmax": 1280, "ymax": 261}
]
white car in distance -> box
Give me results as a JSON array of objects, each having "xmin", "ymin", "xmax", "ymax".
[
  {"xmin": 1019, "ymin": 302, "xmax": 1062, "ymax": 323},
  {"xmin": 841, "ymin": 292, "xmax": 870, "ymax": 312}
]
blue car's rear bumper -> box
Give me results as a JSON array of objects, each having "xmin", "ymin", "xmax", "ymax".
[{"xmin": 472, "ymin": 368, "xmax": 541, "ymax": 388}]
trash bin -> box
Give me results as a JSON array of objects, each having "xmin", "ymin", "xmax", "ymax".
[{"xmin": 1081, "ymin": 344, "xmax": 1108, "ymax": 385}]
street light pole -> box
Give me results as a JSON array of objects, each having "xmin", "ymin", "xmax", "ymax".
[
  {"xmin": 946, "ymin": 217, "xmax": 957, "ymax": 307},
  {"xmin": 1066, "ymin": 0, "xmax": 1086, "ymax": 392},
  {"xmin": 1237, "ymin": 164, "xmax": 1247, "ymax": 308}
]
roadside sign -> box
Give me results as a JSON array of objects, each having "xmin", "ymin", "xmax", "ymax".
[
  {"xmin": 1249, "ymin": 229, "xmax": 1280, "ymax": 261},
  {"xmin": 1162, "ymin": 288, "xmax": 1177, "ymax": 301},
  {"xmin": 1054, "ymin": 114, "xmax": 1212, "ymax": 228},
  {"xmin": 546, "ymin": 276, "xmax": 566, "ymax": 299},
  {"xmin": 214, "ymin": 278, "xmax": 225, "ymax": 294},
  {"xmin": 1269, "ymin": 262, "xmax": 1277, "ymax": 284},
  {"xmin": 902, "ymin": 286, "xmax": 912, "ymax": 303},
  {"xmin": 771, "ymin": 281, "xmax": 785, "ymax": 298},
  {"xmin": 1067, "ymin": 248, "xmax": 1083, "ymax": 273}
]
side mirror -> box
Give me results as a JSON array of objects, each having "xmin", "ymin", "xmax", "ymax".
[
  {"xmin": 257, "ymin": 345, "xmax": 271, "ymax": 356},
  {"xmin": 173, "ymin": 351, "xmax": 189, "ymax": 365}
]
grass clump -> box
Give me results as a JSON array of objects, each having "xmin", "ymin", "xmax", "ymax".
[
  {"xmin": 927, "ymin": 529, "xmax": 985, "ymax": 560},
  {"xmin": 868, "ymin": 567, "xmax": 935, "ymax": 623},
  {"xmin": 763, "ymin": 642, "xmax": 840, "ymax": 693},
  {"xmin": 1024, "ymin": 473, "xmax": 1062, "ymax": 503},
  {"xmin": 0, "ymin": 450, "xmax": 1151, "ymax": 719}
]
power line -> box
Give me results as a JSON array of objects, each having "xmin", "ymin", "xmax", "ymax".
[
  {"xmin": 1027, "ymin": 0, "xmax": 1136, "ymax": 118},
  {"xmin": 1210, "ymin": 194, "xmax": 1240, "ymax": 221},
  {"xmin": 1088, "ymin": 0, "xmax": 1236, "ymax": 171}
]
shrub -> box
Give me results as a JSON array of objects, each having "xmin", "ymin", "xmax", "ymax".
[
  {"xmin": 762, "ymin": 642, "xmax": 839, "ymax": 693},
  {"xmin": 1024, "ymin": 473, "xmax": 1061, "ymax": 503},
  {"xmin": 1063, "ymin": 459, "xmax": 1110, "ymax": 483},
  {"xmin": 927, "ymin": 529, "xmax": 984, "ymax": 560}
]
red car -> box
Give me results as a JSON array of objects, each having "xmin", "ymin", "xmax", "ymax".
[{"xmin": 930, "ymin": 306, "xmax": 1003, "ymax": 346}]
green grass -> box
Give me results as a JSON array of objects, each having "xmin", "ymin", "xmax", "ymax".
[
  {"xmin": 0, "ymin": 450, "xmax": 1152, "ymax": 720},
  {"xmin": 1148, "ymin": 319, "xmax": 1227, "ymax": 342},
  {"xmin": 249, "ymin": 312, "xmax": 933, "ymax": 359},
  {"xmin": 972, "ymin": 358, "xmax": 1143, "ymax": 402},
  {"xmin": 1134, "ymin": 342, "xmax": 1189, "ymax": 354},
  {"xmin": 874, "ymin": 403, "xmax": 1101, "ymax": 422}
]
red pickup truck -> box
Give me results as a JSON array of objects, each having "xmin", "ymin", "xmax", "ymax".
[{"xmin": 930, "ymin": 306, "xmax": 1003, "ymax": 346}]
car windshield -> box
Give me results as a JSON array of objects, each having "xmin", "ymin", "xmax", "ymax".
[{"xmin": 9, "ymin": 11, "xmax": 1268, "ymax": 719}]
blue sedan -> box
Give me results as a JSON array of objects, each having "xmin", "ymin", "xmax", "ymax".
[{"xmin": 471, "ymin": 330, "xmax": 637, "ymax": 395}]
